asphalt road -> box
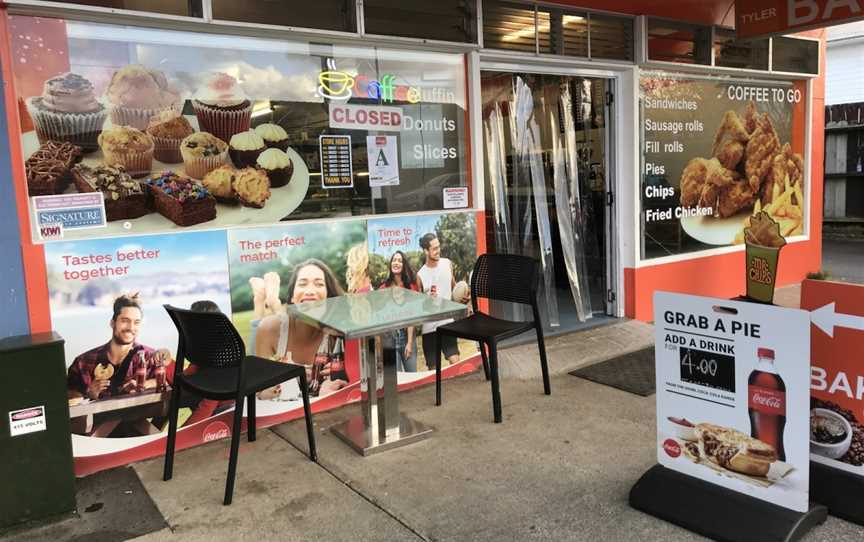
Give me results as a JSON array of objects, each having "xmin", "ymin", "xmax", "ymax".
[{"xmin": 823, "ymin": 238, "xmax": 864, "ymax": 284}]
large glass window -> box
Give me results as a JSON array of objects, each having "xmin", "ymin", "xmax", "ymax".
[
  {"xmin": 211, "ymin": 0, "xmax": 356, "ymax": 32},
  {"xmin": 640, "ymin": 72, "xmax": 808, "ymax": 259},
  {"xmin": 9, "ymin": 15, "xmax": 469, "ymax": 242},
  {"xmin": 364, "ymin": 0, "xmax": 477, "ymax": 43}
]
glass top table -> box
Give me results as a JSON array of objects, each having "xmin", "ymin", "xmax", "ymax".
[{"xmin": 286, "ymin": 287, "xmax": 467, "ymax": 455}]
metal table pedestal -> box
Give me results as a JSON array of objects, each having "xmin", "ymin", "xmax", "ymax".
[{"xmin": 332, "ymin": 336, "xmax": 432, "ymax": 455}]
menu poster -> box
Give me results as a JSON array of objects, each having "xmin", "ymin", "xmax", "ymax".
[
  {"xmin": 320, "ymin": 135, "xmax": 354, "ymax": 189},
  {"xmin": 802, "ymin": 279, "xmax": 864, "ymax": 477},
  {"xmin": 640, "ymin": 73, "xmax": 807, "ymax": 259},
  {"xmin": 654, "ymin": 292, "xmax": 811, "ymax": 512}
]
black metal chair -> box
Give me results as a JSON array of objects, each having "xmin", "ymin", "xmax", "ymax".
[
  {"xmin": 434, "ymin": 254, "xmax": 550, "ymax": 423},
  {"xmin": 162, "ymin": 305, "xmax": 316, "ymax": 505}
]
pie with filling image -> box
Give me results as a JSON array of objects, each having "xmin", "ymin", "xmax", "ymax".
[{"xmin": 686, "ymin": 423, "xmax": 778, "ymax": 477}]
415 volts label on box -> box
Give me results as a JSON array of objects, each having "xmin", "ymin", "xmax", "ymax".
[{"xmin": 8, "ymin": 405, "xmax": 46, "ymax": 437}]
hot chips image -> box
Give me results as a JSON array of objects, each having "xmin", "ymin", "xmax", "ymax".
[{"xmin": 743, "ymin": 211, "xmax": 786, "ymax": 248}]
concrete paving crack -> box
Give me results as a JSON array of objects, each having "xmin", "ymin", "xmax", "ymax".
[{"xmin": 270, "ymin": 428, "xmax": 429, "ymax": 541}]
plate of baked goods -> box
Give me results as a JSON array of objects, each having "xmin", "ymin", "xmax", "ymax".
[{"xmin": 22, "ymin": 116, "xmax": 310, "ymax": 242}]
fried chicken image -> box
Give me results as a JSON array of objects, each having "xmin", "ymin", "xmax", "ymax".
[
  {"xmin": 762, "ymin": 143, "xmax": 804, "ymax": 205},
  {"xmin": 743, "ymin": 101, "xmax": 758, "ymax": 135},
  {"xmin": 744, "ymin": 112, "xmax": 780, "ymax": 194},
  {"xmin": 712, "ymin": 110, "xmax": 749, "ymax": 170},
  {"xmin": 680, "ymin": 157, "xmax": 755, "ymax": 218}
]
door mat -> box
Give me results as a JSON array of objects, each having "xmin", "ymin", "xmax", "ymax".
[
  {"xmin": 0, "ymin": 466, "xmax": 167, "ymax": 542},
  {"xmin": 569, "ymin": 347, "xmax": 656, "ymax": 397}
]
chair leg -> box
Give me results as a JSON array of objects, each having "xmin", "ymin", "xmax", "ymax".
[
  {"xmin": 535, "ymin": 324, "xmax": 551, "ymax": 395},
  {"xmin": 489, "ymin": 343, "xmax": 502, "ymax": 423},
  {"xmin": 224, "ymin": 395, "xmax": 245, "ymax": 506},
  {"xmin": 434, "ymin": 332, "xmax": 442, "ymax": 406},
  {"xmin": 163, "ymin": 384, "xmax": 182, "ymax": 481},
  {"xmin": 479, "ymin": 341, "xmax": 491, "ymax": 381},
  {"xmin": 299, "ymin": 373, "xmax": 317, "ymax": 462},
  {"xmin": 247, "ymin": 394, "xmax": 256, "ymax": 442}
]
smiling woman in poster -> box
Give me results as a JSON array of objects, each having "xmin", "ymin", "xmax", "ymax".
[
  {"xmin": 252, "ymin": 259, "xmax": 347, "ymax": 399},
  {"xmin": 377, "ymin": 250, "xmax": 420, "ymax": 372}
]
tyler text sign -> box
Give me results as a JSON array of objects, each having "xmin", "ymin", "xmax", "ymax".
[
  {"xmin": 737, "ymin": 0, "xmax": 864, "ymax": 39},
  {"xmin": 654, "ymin": 292, "xmax": 811, "ymax": 512}
]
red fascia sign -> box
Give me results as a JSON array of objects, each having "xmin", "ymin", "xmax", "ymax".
[{"xmin": 736, "ymin": 0, "xmax": 864, "ymax": 39}]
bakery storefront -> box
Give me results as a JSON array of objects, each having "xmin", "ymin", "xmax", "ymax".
[{"xmin": 0, "ymin": 1, "xmax": 823, "ymax": 474}]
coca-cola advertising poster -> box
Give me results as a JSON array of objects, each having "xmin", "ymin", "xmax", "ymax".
[
  {"xmin": 44, "ymin": 230, "xmax": 234, "ymax": 475},
  {"xmin": 654, "ymin": 292, "xmax": 811, "ymax": 512},
  {"xmin": 803, "ymin": 279, "xmax": 864, "ymax": 477}
]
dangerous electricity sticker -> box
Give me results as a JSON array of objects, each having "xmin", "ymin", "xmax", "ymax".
[{"xmin": 8, "ymin": 405, "xmax": 47, "ymax": 437}]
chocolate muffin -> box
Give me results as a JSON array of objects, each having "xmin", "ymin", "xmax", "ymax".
[
  {"xmin": 255, "ymin": 148, "xmax": 293, "ymax": 188},
  {"xmin": 228, "ymin": 130, "xmax": 266, "ymax": 168}
]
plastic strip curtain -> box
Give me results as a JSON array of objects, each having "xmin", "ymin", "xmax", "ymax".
[
  {"xmin": 513, "ymin": 77, "xmax": 559, "ymax": 327},
  {"xmin": 484, "ymin": 103, "xmax": 513, "ymax": 254},
  {"xmin": 553, "ymin": 82, "xmax": 593, "ymax": 322}
]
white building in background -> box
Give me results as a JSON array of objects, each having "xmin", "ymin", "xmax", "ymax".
[{"xmin": 825, "ymin": 21, "xmax": 864, "ymax": 220}]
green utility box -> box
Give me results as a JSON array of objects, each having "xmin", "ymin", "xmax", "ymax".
[{"xmin": 0, "ymin": 332, "xmax": 75, "ymax": 527}]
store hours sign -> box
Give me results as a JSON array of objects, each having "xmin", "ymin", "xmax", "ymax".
[{"xmin": 654, "ymin": 292, "xmax": 811, "ymax": 512}]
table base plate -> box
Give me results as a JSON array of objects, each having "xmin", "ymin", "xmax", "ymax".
[{"xmin": 331, "ymin": 415, "xmax": 433, "ymax": 456}]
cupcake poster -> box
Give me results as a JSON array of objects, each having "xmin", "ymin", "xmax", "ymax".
[{"xmin": 17, "ymin": 63, "xmax": 310, "ymax": 241}]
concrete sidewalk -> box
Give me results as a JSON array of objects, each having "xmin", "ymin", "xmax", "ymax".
[{"xmin": 128, "ymin": 317, "xmax": 864, "ymax": 542}]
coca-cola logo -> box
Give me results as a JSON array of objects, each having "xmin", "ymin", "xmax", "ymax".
[
  {"xmin": 752, "ymin": 393, "xmax": 782, "ymax": 408},
  {"xmin": 203, "ymin": 421, "xmax": 230, "ymax": 443},
  {"xmin": 662, "ymin": 438, "xmax": 682, "ymax": 458}
]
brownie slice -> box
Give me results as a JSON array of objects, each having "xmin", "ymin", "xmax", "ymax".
[
  {"xmin": 146, "ymin": 172, "xmax": 216, "ymax": 227},
  {"xmin": 24, "ymin": 141, "xmax": 84, "ymax": 196},
  {"xmin": 72, "ymin": 163, "xmax": 150, "ymax": 222}
]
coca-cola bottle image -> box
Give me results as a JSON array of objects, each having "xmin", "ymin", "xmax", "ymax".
[
  {"xmin": 135, "ymin": 351, "xmax": 148, "ymax": 391},
  {"xmin": 748, "ymin": 348, "xmax": 786, "ymax": 460},
  {"xmin": 310, "ymin": 340, "xmax": 329, "ymax": 396},
  {"xmin": 330, "ymin": 337, "xmax": 348, "ymax": 382}
]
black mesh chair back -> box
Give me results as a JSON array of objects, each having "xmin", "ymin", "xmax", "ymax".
[
  {"xmin": 164, "ymin": 305, "xmax": 245, "ymax": 369},
  {"xmin": 435, "ymin": 252, "xmax": 548, "ymax": 423},
  {"xmin": 162, "ymin": 304, "xmax": 317, "ymax": 506},
  {"xmin": 470, "ymin": 253, "xmax": 540, "ymax": 309}
]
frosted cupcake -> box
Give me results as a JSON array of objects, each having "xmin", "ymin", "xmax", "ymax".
[
  {"xmin": 191, "ymin": 73, "xmax": 252, "ymax": 144},
  {"xmin": 180, "ymin": 132, "xmax": 228, "ymax": 179},
  {"xmin": 254, "ymin": 123, "xmax": 289, "ymax": 151},
  {"xmin": 98, "ymin": 125, "xmax": 155, "ymax": 178},
  {"xmin": 27, "ymin": 72, "xmax": 107, "ymax": 153},
  {"xmin": 105, "ymin": 65, "xmax": 181, "ymax": 131},
  {"xmin": 146, "ymin": 111, "xmax": 194, "ymax": 164},
  {"xmin": 255, "ymin": 148, "xmax": 293, "ymax": 188},
  {"xmin": 228, "ymin": 130, "xmax": 266, "ymax": 168}
]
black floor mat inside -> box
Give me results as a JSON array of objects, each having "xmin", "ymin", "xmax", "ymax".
[
  {"xmin": 569, "ymin": 347, "xmax": 656, "ymax": 397},
  {"xmin": 0, "ymin": 466, "xmax": 167, "ymax": 542}
]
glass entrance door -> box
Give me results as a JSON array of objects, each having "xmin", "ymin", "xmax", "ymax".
[{"xmin": 481, "ymin": 70, "xmax": 613, "ymax": 333}]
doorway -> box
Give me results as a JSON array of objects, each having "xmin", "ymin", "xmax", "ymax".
[{"xmin": 480, "ymin": 70, "xmax": 615, "ymax": 334}]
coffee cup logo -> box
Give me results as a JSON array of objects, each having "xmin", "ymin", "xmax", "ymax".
[{"xmin": 318, "ymin": 59, "xmax": 354, "ymax": 101}]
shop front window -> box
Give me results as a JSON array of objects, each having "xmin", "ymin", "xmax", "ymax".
[
  {"xmin": 647, "ymin": 19, "xmax": 712, "ymax": 65},
  {"xmin": 8, "ymin": 15, "xmax": 469, "ymax": 242},
  {"xmin": 640, "ymin": 72, "xmax": 808, "ymax": 259},
  {"xmin": 714, "ymin": 28, "xmax": 769, "ymax": 71}
]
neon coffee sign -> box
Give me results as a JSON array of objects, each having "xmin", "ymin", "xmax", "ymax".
[{"xmin": 317, "ymin": 59, "xmax": 422, "ymax": 104}]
